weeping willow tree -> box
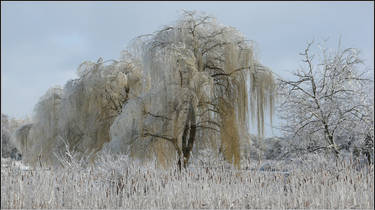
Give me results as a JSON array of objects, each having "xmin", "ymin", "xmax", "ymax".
[{"xmin": 13, "ymin": 11, "xmax": 275, "ymax": 169}]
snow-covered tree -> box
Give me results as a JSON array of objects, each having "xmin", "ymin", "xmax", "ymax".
[
  {"xmin": 13, "ymin": 11, "xmax": 275, "ymax": 169},
  {"xmin": 1, "ymin": 114, "xmax": 30, "ymax": 159},
  {"xmin": 278, "ymin": 41, "xmax": 373, "ymax": 158}
]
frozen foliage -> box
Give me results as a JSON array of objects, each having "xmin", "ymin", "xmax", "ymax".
[
  {"xmin": 1, "ymin": 114, "xmax": 17, "ymax": 158},
  {"xmin": 1, "ymin": 154, "xmax": 373, "ymax": 209},
  {"xmin": 277, "ymin": 41, "xmax": 374, "ymax": 159},
  {"xmin": 1, "ymin": 114, "xmax": 29, "ymax": 160},
  {"xmin": 13, "ymin": 11, "xmax": 275, "ymax": 168},
  {"xmin": 107, "ymin": 11, "xmax": 275, "ymax": 169}
]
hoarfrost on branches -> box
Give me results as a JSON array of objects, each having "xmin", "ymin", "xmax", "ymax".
[
  {"xmin": 12, "ymin": 11, "xmax": 275, "ymax": 169},
  {"xmin": 277, "ymin": 40, "xmax": 374, "ymax": 160}
]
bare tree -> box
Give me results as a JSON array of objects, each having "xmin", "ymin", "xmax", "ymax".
[{"xmin": 278, "ymin": 40, "xmax": 373, "ymax": 157}]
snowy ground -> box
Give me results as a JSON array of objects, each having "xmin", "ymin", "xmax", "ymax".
[{"xmin": 1, "ymin": 155, "xmax": 374, "ymax": 209}]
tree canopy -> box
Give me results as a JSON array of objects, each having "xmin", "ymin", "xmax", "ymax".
[{"xmin": 13, "ymin": 11, "xmax": 276, "ymax": 169}]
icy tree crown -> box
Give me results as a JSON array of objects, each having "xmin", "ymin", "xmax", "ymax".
[{"xmin": 13, "ymin": 11, "xmax": 275, "ymax": 168}]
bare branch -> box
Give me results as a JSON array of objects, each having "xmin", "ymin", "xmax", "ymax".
[
  {"xmin": 211, "ymin": 66, "xmax": 251, "ymax": 77},
  {"xmin": 143, "ymin": 132, "xmax": 176, "ymax": 143}
]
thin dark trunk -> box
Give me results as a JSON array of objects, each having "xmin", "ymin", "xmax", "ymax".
[
  {"xmin": 184, "ymin": 103, "xmax": 196, "ymax": 168},
  {"xmin": 181, "ymin": 101, "xmax": 196, "ymax": 169},
  {"xmin": 174, "ymin": 142, "xmax": 182, "ymax": 172},
  {"xmin": 177, "ymin": 159, "xmax": 182, "ymax": 172}
]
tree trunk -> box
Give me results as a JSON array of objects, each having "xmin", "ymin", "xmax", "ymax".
[
  {"xmin": 323, "ymin": 123, "xmax": 340, "ymax": 156},
  {"xmin": 181, "ymin": 101, "xmax": 196, "ymax": 169}
]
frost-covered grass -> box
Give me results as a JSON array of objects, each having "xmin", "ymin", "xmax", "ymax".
[{"xmin": 1, "ymin": 154, "xmax": 374, "ymax": 209}]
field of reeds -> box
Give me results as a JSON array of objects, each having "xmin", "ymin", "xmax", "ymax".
[{"xmin": 1, "ymin": 154, "xmax": 374, "ymax": 209}]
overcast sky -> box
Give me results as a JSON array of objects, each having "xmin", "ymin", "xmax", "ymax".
[{"xmin": 1, "ymin": 1, "xmax": 374, "ymax": 136}]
